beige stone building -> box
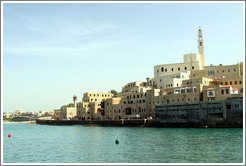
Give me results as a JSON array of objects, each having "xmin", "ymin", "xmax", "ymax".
[
  {"xmin": 203, "ymin": 79, "xmax": 242, "ymax": 101},
  {"xmin": 191, "ymin": 63, "xmax": 243, "ymax": 93},
  {"xmin": 153, "ymin": 28, "xmax": 205, "ymax": 90},
  {"xmin": 60, "ymin": 95, "xmax": 77, "ymax": 120},
  {"xmin": 59, "ymin": 28, "xmax": 243, "ymax": 121},
  {"xmin": 77, "ymin": 92, "xmax": 113, "ymax": 120},
  {"xmin": 103, "ymin": 81, "xmax": 155, "ymax": 120}
]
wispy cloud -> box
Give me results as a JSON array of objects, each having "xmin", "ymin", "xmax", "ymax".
[{"xmin": 4, "ymin": 9, "xmax": 126, "ymax": 58}]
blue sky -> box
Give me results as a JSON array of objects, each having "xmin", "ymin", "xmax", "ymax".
[{"xmin": 3, "ymin": 2, "xmax": 244, "ymax": 112}]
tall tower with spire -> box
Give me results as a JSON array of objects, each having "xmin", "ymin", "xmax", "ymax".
[
  {"xmin": 198, "ymin": 27, "xmax": 205, "ymax": 68},
  {"xmin": 73, "ymin": 95, "xmax": 77, "ymax": 109}
]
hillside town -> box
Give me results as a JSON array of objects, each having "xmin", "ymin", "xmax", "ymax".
[
  {"xmin": 4, "ymin": 28, "xmax": 243, "ymax": 124},
  {"xmin": 58, "ymin": 28, "xmax": 243, "ymax": 122}
]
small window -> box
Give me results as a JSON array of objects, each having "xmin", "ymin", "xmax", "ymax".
[
  {"xmin": 184, "ymin": 67, "xmax": 187, "ymax": 70},
  {"xmin": 194, "ymin": 98, "xmax": 197, "ymax": 101},
  {"xmin": 235, "ymin": 81, "xmax": 237, "ymax": 85},
  {"xmin": 161, "ymin": 67, "xmax": 164, "ymax": 72},
  {"xmin": 217, "ymin": 70, "xmax": 219, "ymax": 73},
  {"xmin": 228, "ymin": 69, "xmax": 230, "ymax": 72},
  {"xmin": 178, "ymin": 67, "xmax": 180, "ymax": 71},
  {"xmin": 193, "ymin": 74, "xmax": 196, "ymax": 77},
  {"xmin": 221, "ymin": 90, "xmax": 224, "ymax": 94},
  {"xmin": 171, "ymin": 68, "xmax": 174, "ymax": 71},
  {"xmin": 192, "ymin": 66, "xmax": 194, "ymax": 69},
  {"xmin": 165, "ymin": 69, "xmax": 167, "ymax": 72},
  {"xmin": 239, "ymin": 81, "xmax": 242, "ymax": 84},
  {"xmin": 235, "ymin": 104, "xmax": 240, "ymax": 109},
  {"xmin": 234, "ymin": 68, "xmax": 236, "ymax": 72},
  {"xmin": 222, "ymin": 70, "xmax": 225, "ymax": 73},
  {"xmin": 230, "ymin": 81, "xmax": 232, "ymax": 85},
  {"xmin": 226, "ymin": 89, "xmax": 229, "ymax": 94},
  {"xmin": 160, "ymin": 79, "xmax": 162, "ymax": 82},
  {"xmin": 157, "ymin": 70, "xmax": 159, "ymax": 73},
  {"xmin": 225, "ymin": 82, "xmax": 228, "ymax": 85}
]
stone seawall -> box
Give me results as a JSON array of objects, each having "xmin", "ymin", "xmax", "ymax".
[{"xmin": 36, "ymin": 119, "xmax": 242, "ymax": 128}]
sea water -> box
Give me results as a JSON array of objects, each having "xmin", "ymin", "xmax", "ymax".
[{"xmin": 3, "ymin": 123, "xmax": 243, "ymax": 163}]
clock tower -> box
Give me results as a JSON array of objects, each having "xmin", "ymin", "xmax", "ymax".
[{"xmin": 198, "ymin": 27, "xmax": 205, "ymax": 68}]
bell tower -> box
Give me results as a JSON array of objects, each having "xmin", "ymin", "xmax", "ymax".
[{"xmin": 198, "ymin": 27, "xmax": 205, "ymax": 68}]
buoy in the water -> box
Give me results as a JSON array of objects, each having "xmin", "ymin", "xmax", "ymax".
[
  {"xmin": 8, "ymin": 134, "xmax": 11, "ymax": 138},
  {"xmin": 115, "ymin": 139, "xmax": 119, "ymax": 144}
]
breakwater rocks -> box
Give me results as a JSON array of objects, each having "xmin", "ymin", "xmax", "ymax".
[{"xmin": 36, "ymin": 119, "xmax": 242, "ymax": 128}]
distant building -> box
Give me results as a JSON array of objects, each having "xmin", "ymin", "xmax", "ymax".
[{"xmin": 60, "ymin": 95, "xmax": 77, "ymax": 120}]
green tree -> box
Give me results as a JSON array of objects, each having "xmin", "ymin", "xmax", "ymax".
[
  {"xmin": 68, "ymin": 103, "xmax": 74, "ymax": 107},
  {"xmin": 110, "ymin": 90, "xmax": 118, "ymax": 96}
]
